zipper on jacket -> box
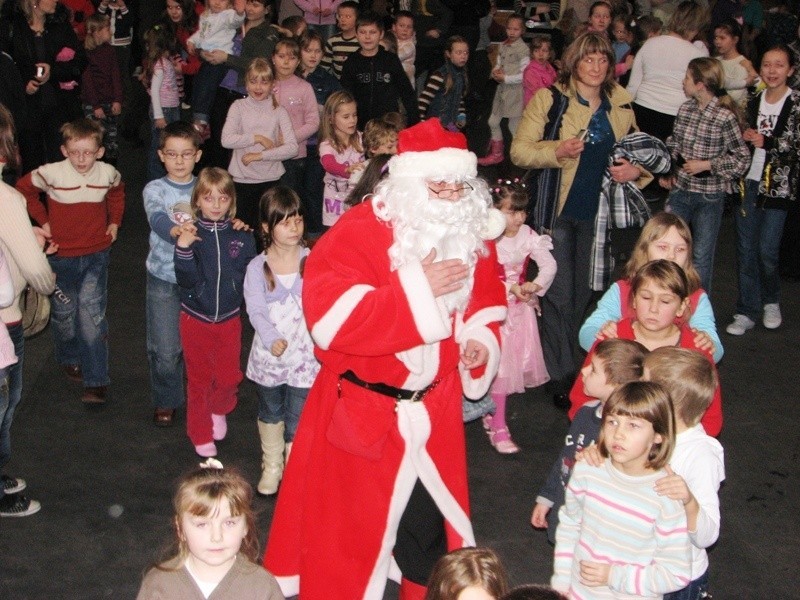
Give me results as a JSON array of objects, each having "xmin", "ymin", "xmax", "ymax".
[{"xmin": 214, "ymin": 222, "xmax": 221, "ymax": 322}]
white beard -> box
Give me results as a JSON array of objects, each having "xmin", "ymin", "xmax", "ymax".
[{"xmin": 372, "ymin": 177, "xmax": 491, "ymax": 314}]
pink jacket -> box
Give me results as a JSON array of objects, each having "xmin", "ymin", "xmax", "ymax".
[
  {"xmin": 293, "ymin": 0, "xmax": 342, "ymax": 26},
  {"xmin": 522, "ymin": 60, "xmax": 557, "ymax": 107}
]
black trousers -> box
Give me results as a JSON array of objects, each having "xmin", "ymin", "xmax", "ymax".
[{"xmin": 393, "ymin": 479, "xmax": 447, "ymax": 585}]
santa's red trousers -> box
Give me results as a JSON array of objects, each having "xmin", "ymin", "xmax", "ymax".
[{"xmin": 179, "ymin": 312, "xmax": 242, "ymax": 445}]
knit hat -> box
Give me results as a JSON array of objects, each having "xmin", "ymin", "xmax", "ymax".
[{"xmin": 388, "ymin": 118, "xmax": 477, "ymax": 180}]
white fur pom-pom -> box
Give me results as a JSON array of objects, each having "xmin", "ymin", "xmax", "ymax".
[
  {"xmin": 371, "ymin": 195, "xmax": 391, "ymax": 222},
  {"xmin": 482, "ymin": 207, "xmax": 506, "ymax": 240}
]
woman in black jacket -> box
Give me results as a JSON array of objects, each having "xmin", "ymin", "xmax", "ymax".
[{"xmin": 0, "ymin": 0, "xmax": 86, "ymax": 172}]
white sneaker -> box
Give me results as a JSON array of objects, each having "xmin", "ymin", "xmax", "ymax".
[
  {"xmin": 763, "ymin": 303, "xmax": 782, "ymax": 329},
  {"xmin": 726, "ymin": 314, "xmax": 755, "ymax": 335}
]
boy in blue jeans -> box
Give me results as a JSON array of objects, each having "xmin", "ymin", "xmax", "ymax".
[
  {"xmin": 143, "ymin": 122, "xmax": 202, "ymax": 426},
  {"xmin": 17, "ymin": 119, "xmax": 125, "ymax": 404}
]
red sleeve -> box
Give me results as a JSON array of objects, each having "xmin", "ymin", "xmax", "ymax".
[
  {"xmin": 106, "ymin": 179, "xmax": 125, "ymax": 226},
  {"xmin": 17, "ymin": 172, "xmax": 49, "ymax": 226},
  {"xmin": 320, "ymin": 153, "xmax": 351, "ymax": 179},
  {"xmin": 568, "ymin": 344, "xmax": 596, "ymax": 420}
]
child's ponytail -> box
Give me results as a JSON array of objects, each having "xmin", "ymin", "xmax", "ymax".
[{"xmin": 687, "ymin": 57, "xmax": 745, "ymax": 129}]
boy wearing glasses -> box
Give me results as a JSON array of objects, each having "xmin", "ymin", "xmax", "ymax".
[
  {"xmin": 18, "ymin": 118, "xmax": 125, "ymax": 405},
  {"xmin": 142, "ymin": 121, "xmax": 202, "ymax": 426}
]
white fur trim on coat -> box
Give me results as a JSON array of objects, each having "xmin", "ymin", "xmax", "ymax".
[
  {"xmin": 311, "ymin": 284, "xmax": 375, "ymax": 350},
  {"xmin": 397, "ymin": 261, "xmax": 452, "ymax": 344},
  {"xmin": 389, "ymin": 148, "xmax": 477, "ymax": 180},
  {"xmin": 455, "ymin": 306, "xmax": 507, "ymax": 399}
]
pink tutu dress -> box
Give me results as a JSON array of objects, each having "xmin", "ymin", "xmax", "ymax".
[{"xmin": 492, "ymin": 225, "xmax": 557, "ymax": 395}]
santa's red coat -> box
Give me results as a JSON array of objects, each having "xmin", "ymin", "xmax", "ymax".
[{"xmin": 263, "ymin": 201, "xmax": 507, "ymax": 599}]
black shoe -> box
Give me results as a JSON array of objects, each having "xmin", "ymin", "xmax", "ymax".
[
  {"xmin": 0, "ymin": 493, "xmax": 41, "ymax": 517},
  {"xmin": 1, "ymin": 474, "xmax": 26, "ymax": 495},
  {"xmin": 552, "ymin": 393, "xmax": 571, "ymax": 411}
]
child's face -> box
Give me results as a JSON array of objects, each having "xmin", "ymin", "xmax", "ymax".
[
  {"xmin": 632, "ymin": 280, "xmax": 687, "ymax": 333},
  {"xmin": 333, "ymin": 102, "xmax": 358, "ymax": 137},
  {"xmin": 760, "ymin": 49, "xmax": 794, "ymax": 90},
  {"xmin": 713, "ymin": 29, "xmax": 736, "ymax": 56},
  {"xmin": 371, "ymin": 135, "xmax": 397, "ymax": 156},
  {"xmin": 612, "ymin": 23, "xmax": 631, "ymax": 43},
  {"xmin": 208, "ymin": 0, "xmax": 230, "ymax": 14},
  {"xmin": 505, "ymin": 19, "xmax": 523, "ymax": 42},
  {"xmin": 447, "ymin": 42, "xmax": 469, "ymax": 68},
  {"xmin": 603, "ymin": 413, "xmax": 662, "ymax": 475},
  {"xmin": 532, "ymin": 42, "xmax": 550, "ymax": 64},
  {"xmin": 646, "ymin": 227, "xmax": 690, "ymax": 269},
  {"xmin": 158, "ymin": 136, "xmax": 201, "ymax": 183},
  {"xmin": 62, "ymin": 138, "xmax": 103, "ymax": 174},
  {"xmin": 682, "ymin": 69, "xmax": 700, "ymax": 98},
  {"xmin": 357, "ymin": 24, "xmax": 383, "ymax": 54},
  {"xmin": 265, "ymin": 214, "xmax": 304, "ymax": 249},
  {"xmin": 581, "ymin": 356, "xmax": 616, "ymax": 402},
  {"xmin": 457, "ymin": 586, "xmax": 496, "ymax": 600},
  {"xmin": 589, "ymin": 5, "xmax": 612, "ymax": 31},
  {"xmin": 197, "ymin": 186, "xmax": 232, "ymax": 221},
  {"xmin": 179, "ymin": 498, "xmax": 248, "ymax": 575},
  {"xmin": 166, "ymin": 0, "xmax": 183, "ymax": 23},
  {"xmin": 273, "ymin": 47, "xmax": 300, "ymax": 79},
  {"xmin": 245, "ymin": 0, "xmax": 267, "ymax": 23},
  {"xmin": 96, "ymin": 24, "xmax": 112, "ymax": 44},
  {"xmin": 301, "ymin": 39, "xmax": 323, "ymax": 71},
  {"xmin": 392, "ymin": 16, "xmax": 414, "ymax": 41},
  {"xmin": 499, "ymin": 199, "xmax": 526, "ymax": 237},
  {"xmin": 246, "ymin": 74, "xmax": 273, "ymax": 101},
  {"xmin": 337, "ymin": 7, "xmax": 357, "ymax": 33}
]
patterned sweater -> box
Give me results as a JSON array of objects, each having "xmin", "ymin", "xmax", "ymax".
[
  {"xmin": 552, "ymin": 459, "xmax": 692, "ymax": 599},
  {"xmin": 18, "ymin": 160, "xmax": 125, "ymax": 257}
]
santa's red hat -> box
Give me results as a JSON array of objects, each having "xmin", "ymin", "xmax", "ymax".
[{"xmin": 389, "ymin": 118, "xmax": 477, "ymax": 180}]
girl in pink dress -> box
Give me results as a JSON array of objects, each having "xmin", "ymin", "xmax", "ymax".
[{"xmin": 484, "ymin": 179, "xmax": 557, "ymax": 454}]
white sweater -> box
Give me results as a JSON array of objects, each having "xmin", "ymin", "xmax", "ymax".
[
  {"xmin": 627, "ymin": 35, "xmax": 708, "ymax": 116},
  {"xmin": 670, "ymin": 424, "xmax": 725, "ymax": 581}
]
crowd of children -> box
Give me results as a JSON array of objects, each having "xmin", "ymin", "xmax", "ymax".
[{"xmin": 1, "ymin": 0, "xmax": 799, "ymax": 598}]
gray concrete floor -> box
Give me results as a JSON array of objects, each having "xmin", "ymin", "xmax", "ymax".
[{"xmin": 1, "ymin": 138, "xmax": 798, "ymax": 599}]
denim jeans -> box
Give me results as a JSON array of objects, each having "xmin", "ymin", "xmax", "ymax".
[
  {"xmin": 663, "ymin": 569, "xmax": 709, "ymax": 600},
  {"xmin": 540, "ymin": 216, "xmax": 595, "ymax": 390},
  {"xmin": 735, "ymin": 179, "xmax": 787, "ymax": 320},
  {"xmin": 666, "ymin": 188, "xmax": 726, "ymax": 294},
  {"xmin": 48, "ymin": 249, "xmax": 110, "ymax": 388},
  {"xmin": 147, "ymin": 106, "xmax": 181, "ymax": 182},
  {"xmin": 257, "ymin": 384, "xmax": 309, "ymax": 442},
  {"xmin": 0, "ymin": 324, "xmax": 25, "ymax": 501},
  {"xmin": 146, "ymin": 273, "xmax": 185, "ymax": 409}
]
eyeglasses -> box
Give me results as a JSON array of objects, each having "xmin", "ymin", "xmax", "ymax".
[
  {"xmin": 163, "ymin": 150, "xmax": 198, "ymax": 160},
  {"xmin": 66, "ymin": 149, "xmax": 99, "ymax": 158},
  {"xmin": 426, "ymin": 181, "xmax": 474, "ymax": 199}
]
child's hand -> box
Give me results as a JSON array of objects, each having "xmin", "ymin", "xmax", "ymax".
[
  {"xmin": 187, "ymin": 41, "xmax": 196, "ymax": 55},
  {"xmin": 242, "ymin": 152, "xmax": 262, "ymax": 166},
  {"xmin": 154, "ymin": 117, "xmax": 167, "ymax": 129},
  {"xmin": 743, "ymin": 128, "xmax": 764, "ymax": 148},
  {"xmin": 271, "ymin": 339, "xmax": 288, "ymax": 357},
  {"xmin": 26, "ymin": 79, "xmax": 41, "ymax": 94},
  {"xmin": 93, "ymin": 107, "xmax": 107, "ymax": 119},
  {"xmin": 596, "ymin": 320, "xmax": 618, "ymax": 340},
  {"xmin": 347, "ymin": 161, "xmax": 365, "ymax": 174},
  {"xmin": 521, "ymin": 281, "xmax": 542, "ymax": 296},
  {"xmin": 575, "ymin": 443, "xmax": 603, "ymax": 467},
  {"xmin": 231, "ymin": 218, "xmax": 251, "ymax": 232},
  {"xmin": 528, "ymin": 294, "xmax": 541, "ymax": 315},
  {"xmin": 111, "ymin": 102, "xmax": 122, "ymax": 116},
  {"xmin": 460, "ymin": 339, "xmax": 488, "ymax": 369},
  {"xmin": 510, "ymin": 283, "xmax": 532, "ymax": 303},
  {"xmin": 682, "ymin": 159, "xmax": 711, "ymax": 176},
  {"xmin": 531, "ymin": 503, "xmax": 550, "ymax": 528},
  {"xmin": 659, "ymin": 175, "xmax": 675, "ymax": 190},
  {"xmin": 491, "ymin": 68, "xmax": 505, "ymax": 83},
  {"xmin": 106, "ymin": 223, "xmax": 119, "ymax": 242},
  {"xmin": 691, "ymin": 329, "xmax": 715, "ymax": 355},
  {"xmin": 254, "ymin": 134, "xmax": 275, "ymax": 149},
  {"xmin": 177, "ymin": 226, "xmax": 201, "ymax": 248},
  {"xmin": 579, "ymin": 561, "xmax": 610, "ymax": 587},
  {"xmin": 654, "ymin": 465, "xmax": 693, "ymax": 506}
]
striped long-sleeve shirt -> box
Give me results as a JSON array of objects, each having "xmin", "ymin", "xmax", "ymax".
[
  {"xmin": 552, "ymin": 460, "xmax": 692, "ymax": 599},
  {"xmin": 321, "ymin": 33, "xmax": 361, "ymax": 80}
]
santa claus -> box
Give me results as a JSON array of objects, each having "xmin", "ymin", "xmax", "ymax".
[{"xmin": 263, "ymin": 118, "xmax": 508, "ymax": 600}]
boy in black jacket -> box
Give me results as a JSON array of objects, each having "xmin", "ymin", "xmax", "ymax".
[{"xmin": 340, "ymin": 12, "xmax": 419, "ymax": 130}]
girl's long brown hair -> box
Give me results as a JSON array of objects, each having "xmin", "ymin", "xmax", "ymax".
[
  {"xmin": 0, "ymin": 104, "xmax": 19, "ymax": 173},
  {"xmin": 258, "ymin": 186, "xmax": 306, "ymax": 291}
]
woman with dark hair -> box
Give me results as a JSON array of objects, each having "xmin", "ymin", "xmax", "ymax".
[
  {"xmin": 0, "ymin": 0, "xmax": 86, "ymax": 172},
  {"xmin": 510, "ymin": 32, "xmax": 650, "ymax": 407}
]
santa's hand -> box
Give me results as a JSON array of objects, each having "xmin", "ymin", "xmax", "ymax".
[
  {"xmin": 421, "ymin": 249, "xmax": 468, "ymax": 298},
  {"xmin": 460, "ymin": 339, "xmax": 488, "ymax": 369}
]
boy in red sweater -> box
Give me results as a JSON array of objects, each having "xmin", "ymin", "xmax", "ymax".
[{"xmin": 17, "ymin": 118, "xmax": 125, "ymax": 404}]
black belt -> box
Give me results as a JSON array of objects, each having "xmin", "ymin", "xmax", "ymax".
[{"xmin": 340, "ymin": 370, "xmax": 439, "ymax": 402}]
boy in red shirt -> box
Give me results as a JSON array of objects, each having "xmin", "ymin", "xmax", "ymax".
[{"xmin": 17, "ymin": 118, "xmax": 125, "ymax": 404}]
